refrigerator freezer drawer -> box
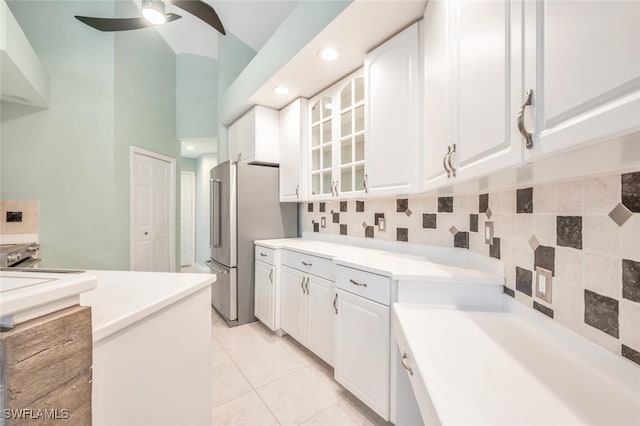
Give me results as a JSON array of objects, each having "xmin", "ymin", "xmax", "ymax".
[{"xmin": 207, "ymin": 258, "xmax": 237, "ymax": 323}]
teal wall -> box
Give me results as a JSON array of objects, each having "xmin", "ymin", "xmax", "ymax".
[
  {"xmin": 177, "ymin": 54, "xmax": 218, "ymax": 139},
  {"xmin": 1, "ymin": 1, "xmax": 178, "ymax": 270},
  {"xmin": 181, "ymin": 157, "xmax": 197, "ymax": 172}
]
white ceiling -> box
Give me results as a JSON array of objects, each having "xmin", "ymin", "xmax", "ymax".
[{"xmin": 128, "ymin": 0, "xmax": 300, "ymax": 59}]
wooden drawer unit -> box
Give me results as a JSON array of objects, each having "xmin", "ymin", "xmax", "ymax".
[
  {"xmin": 281, "ymin": 249, "xmax": 335, "ymax": 281},
  {"xmin": 336, "ymin": 265, "xmax": 391, "ymax": 306},
  {"xmin": 254, "ymin": 245, "xmax": 276, "ymax": 265}
]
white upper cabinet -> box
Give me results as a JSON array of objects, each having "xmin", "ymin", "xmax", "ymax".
[
  {"xmin": 229, "ymin": 106, "xmax": 280, "ymax": 164},
  {"xmin": 424, "ymin": 0, "xmax": 524, "ymax": 190},
  {"xmin": 279, "ymin": 98, "xmax": 308, "ymax": 202},
  {"xmin": 308, "ymin": 69, "xmax": 366, "ymax": 200},
  {"xmin": 365, "ymin": 22, "xmax": 421, "ymax": 196},
  {"xmin": 524, "ymin": 0, "xmax": 640, "ymax": 159}
]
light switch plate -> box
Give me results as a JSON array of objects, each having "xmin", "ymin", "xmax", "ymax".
[
  {"xmin": 484, "ymin": 221, "xmax": 494, "ymax": 245},
  {"xmin": 535, "ymin": 267, "xmax": 552, "ymax": 303},
  {"xmin": 320, "ymin": 217, "xmax": 326, "ymax": 228},
  {"xmin": 378, "ymin": 217, "xmax": 386, "ymax": 232}
]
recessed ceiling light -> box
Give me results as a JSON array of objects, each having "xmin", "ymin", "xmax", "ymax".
[
  {"xmin": 273, "ymin": 86, "xmax": 289, "ymax": 95},
  {"xmin": 186, "ymin": 145, "xmax": 195, "ymax": 150},
  {"xmin": 318, "ymin": 47, "xmax": 339, "ymax": 62}
]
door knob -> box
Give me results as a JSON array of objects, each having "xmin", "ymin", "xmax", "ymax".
[{"xmin": 144, "ymin": 232, "xmax": 149, "ymax": 235}]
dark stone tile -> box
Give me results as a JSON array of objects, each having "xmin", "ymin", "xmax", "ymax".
[
  {"xmin": 374, "ymin": 213, "xmax": 385, "ymax": 225},
  {"xmin": 470, "ymin": 214, "xmax": 478, "ymax": 232},
  {"xmin": 516, "ymin": 267, "xmax": 533, "ymax": 296},
  {"xmin": 622, "ymin": 171, "xmax": 640, "ymax": 213},
  {"xmin": 533, "ymin": 301, "xmax": 554, "ymax": 319},
  {"xmin": 503, "ymin": 286, "xmax": 515, "ymax": 298},
  {"xmin": 584, "ymin": 289, "xmax": 619, "ymax": 338},
  {"xmin": 319, "ymin": 202, "xmax": 326, "ymax": 212},
  {"xmin": 313, "ymin": 223, "xmax": 319, "ymax": 232},
  {"xmin": 332, "ymin": 212, "xmax": 340, "ymax": 223},
  {"xmin": 622, "ymin": 344, "xmax": 640, "ymax": 366},
  {"xmin": 397, "ymin": 228, "xmax": 408, "ymax": 242},
  {"xmin": 534, "ymin": 245, "xmax": 555, "ymax": 276},
  {"xmin": 397, "ymin": 198, "xmax": 408, "ymax": 212},
  {"xmin": 307, "ymin": 203, "xmax": 314, "ymax": 212},
  {"xmin": 517, "ymin": 187, "xmax": 533, "ymax": 213},
  {"xmin": 622, "ymin": 259, "xmax": 640, "ymax": 302},
  {"xmin": 340, "ymin": 201, "xmax": 348, "ymax": 212},
  {"xmin": 479, "ymin": 193, "xmax": 489, "ymax": 213},
  {"xmin": 490, "ymin": 238, "xmax": 501, "ymax": 259},
  {"xmin": 454, "ymin": 232, "xmax": 469, "ymax": 249},
  {"xmin": 6, "ymin": 212, "xmax": 22, "ymax": 222},
  {"xmin": 365, "ymin": 226, "xmax": 374, "ymax": 238},
  {"xmin": 422, "ymin": 213, "xmax": 437, "ymax": 229},
  {"xmin": 340, "ymin": 224, "xmax": 347, "ymax": 235},
  {"xmin": 356, "ymin": 201, "xmax": 365, "ymax": 212},
  {"xmin": 556, "ymin": 216, "xmax": 582, "ymax": 249},
  {"xmin": 438, "ymin": 197, "xmax": 453, "ymax": 213}
]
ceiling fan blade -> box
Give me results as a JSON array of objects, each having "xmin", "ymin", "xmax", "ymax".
[
  {"xmin": 168, "ymin": 0, "xmax": 225, "ymax": 35},
  {"xmin": 75, "ymin": 13, "xmax": 181, "ymax": 32}
]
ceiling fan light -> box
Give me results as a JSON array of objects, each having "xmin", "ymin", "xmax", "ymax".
[{"xmin": 142, "ymin": 0, "xmax": 166, "ymax": 25}]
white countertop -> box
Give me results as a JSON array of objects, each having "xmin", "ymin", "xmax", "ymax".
[
  {"xmin": 80, "ymin": 270, "xmax": 215, "ymax": 342},
  {"xmin": 393, "ymin": 303, "xmax": 640, "ymax": 425},
  {"xmin": 256, "ymin": 238, "xmax": 503, "ymax": 284},
  {"xmin": 0, "ymin": 269, "xmax": 97, "ymax": 325}
]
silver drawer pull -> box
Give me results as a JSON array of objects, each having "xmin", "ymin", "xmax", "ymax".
[
  {"xmin": 401, "ymin": 352, "xmax": 414, "ymax": 376},
  {"xmin": 349, "ymin": 279, "xmax": 367, "ymax": 287},
  {"xmin": 301, "ymin": 261, "xmax": 312, "ymax": 267},
  {"xmin": 260, "ymin": 252, "xmax": 267, "ymax": 257},
  {"xmin": 269, "ymin": 269, "xmax": 273, "ymax": 284},
  {"xmin": 300, "ymin": 276, "xmax": 306, "ymax": 293},
  {"xmin": 333, "ymin": 293, "xmax": 338, "ymax": 314},
  {"xmin": 517, "ymin": 89, "xmax": 534, "ymax": 149}
]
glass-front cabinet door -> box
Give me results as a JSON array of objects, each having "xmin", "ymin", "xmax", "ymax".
[{"xmin": 308, "ymin": 69, "xmax": 365, "ymax": 199}]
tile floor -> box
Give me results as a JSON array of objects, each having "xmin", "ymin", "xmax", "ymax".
[{"xmin": 210, "ymin": 309, "xmax": 388, "ymax": 426}]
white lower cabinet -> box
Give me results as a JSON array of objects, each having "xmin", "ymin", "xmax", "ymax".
[
  {"xmin": 254, "ymin": 259, "xmax": 275, "ymax": 330},
  {"xmin": 334, "ymin": 289, "xmax": 390, "ymax": 420},
  {"xmin": 280, "ymin": 264, "xmax": 335, "ymax": 366}
]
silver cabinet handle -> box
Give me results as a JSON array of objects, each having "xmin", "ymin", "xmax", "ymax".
[
  {"xmin": 349, "ymin": 279, "xmax": 367, "ymax": 287},
  {"xmin": 333, "ymin": 293, "xmax": 338, "ymax": 314},
  {"xmin": 447, "ymin": 143, "xmax": 456, "ymax": 178},
  {"xmin": 300, "ymin": 276, "xmax": 306, "ymax": 293},
  {"xmin": 517, "ymin": 89, "xmax": 534, "ymax": 149},
  {"xmin": 443, "ymin": 146, "xmax": 452, "ymax": 178},
  {"xmin": 364, "ymin": 174, "xmax": 368, "ymax": 193},
  {"xmin": 304, "ymin": 277, "xmax": 310, "ymax": 294},
  {"xmin": 237, "ymin": 152, "xmax": 243, "ymax": 161},
  {"xmin": 260, "ymin": 252, "xmax": 267, "ymax": 257},
  {"xmin": 401, "ymin": 352, "xmax": 414, "ymax": 376},
  {"xmin": 330, "ymin": 180, "xmax": 336, "ymax": 197},
  {"xmin": 269, "ymin": 269, "xmax": 273, "ymax": 284},
  {"xmin": 301, "ymin": 261, "xmax": 312, "ymax": 267},
  {"xmin": 295, "ymin": 184, "xmax": 300, "ymax": 198},
  {"xmin": 335, "ymin": 180, "xmax": 339, "ymax": 197}
]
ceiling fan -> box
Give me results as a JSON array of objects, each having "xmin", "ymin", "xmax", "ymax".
[{"xmin": 75, "ymin": 0, "xmax": 225, "ymax": 35}]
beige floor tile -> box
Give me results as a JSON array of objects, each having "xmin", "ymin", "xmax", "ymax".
[
  {"xmin": 257, "ymin": 367, "xmax": 342, "ymax": 426},
  {"xmin": 235, "ymin": 341, "xmax": 310, "ymax": 388},
  {"xmin": 212, "ymin": 391, "xmax": 279, "ymax": 426},
  {"xmin": 212, "ymin": 335, "xmax": 232, "ymax": 367},
  {"xmin": 301, "ymin": 398, "xmax": 375, "ymax": 426},
  {"xmin": 212, "ymin": 361, "xmax": 253, "ymax": 408},
  {"xmin": 216, "ymin": 321, "xmax": 281, "ymax": 358}
]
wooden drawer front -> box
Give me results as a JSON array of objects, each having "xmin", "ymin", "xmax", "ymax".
[
  {"xmin": 282, "ymin": 249, "xmax": 335, "ymax": 281},
  {"xmin": 336, "ymin": 266, "xmax": 391, "ymax": 306},
  {"xmin": 254, "ymin": 245, "xmax": 276, "ymax": 265}
]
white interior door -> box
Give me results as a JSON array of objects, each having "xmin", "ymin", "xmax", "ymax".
[
  {"xmin": 180, "ymin": 171, "xmax": 195, "ymax": 267},
  {"xmin": 131, "ymin": 149, "xmax": 175, "ymax": 272}
]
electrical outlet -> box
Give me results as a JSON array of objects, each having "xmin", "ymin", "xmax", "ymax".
[
  {"xmin": 320, "ymin": 217, "xmax": 326, "ymax": 228},
  {"xmin": 378, "ymin": 217, "xmax": 386, "ymax": 232},
  {"xmin": 484, "ymin": 221, "xmax": 494, "ymax": 244},
  {"xmin": 536, "ymin": 267, "xmax": 552, "ymax": 303}
]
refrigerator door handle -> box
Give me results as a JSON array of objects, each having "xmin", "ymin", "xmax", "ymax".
[
  {"xmin": 205, "ymin": 258, "xmax": 229, "ymax": 274},
  {"xmin": 210, "ymin": 178, "xmax": 222, "ymax": 247}
]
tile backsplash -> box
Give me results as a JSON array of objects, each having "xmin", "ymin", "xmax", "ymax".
[
  {"xmin": 303, "ymin": 170, "xmax": 640, "ymax": 367},
  {"xmin": 0, "ymin": 200, "xmax": 39, "ymax": 235}
]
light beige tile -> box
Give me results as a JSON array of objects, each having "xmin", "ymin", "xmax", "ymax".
[
  {"xmin": 498, "ymin": 214, "xmax": 515, "ymax": 239},
  {"xmin": 514, "ymin": 240, "xmax": 533, "ymax": 271},
  {"xmin": 583, "ymin": 253, "xmax": 621, "ymax": 299},
  {"xmin": 5, "ymin": 222, "xmax": 23, "ymax": 234},
  {"xmin": 5, "ymin": 200, "xmax": 22, "ymax": 212},
  {"xmin": 257, "ymin": 367, "xmax": 341, "ymax": 426},
  {"xmin": 581, "ymin": 320, "xmax": 621, "ymax": 356},
  {"xmin": 212, "ymin": 361, "xmax": 253, "ymax": 408},
  {"xmin": 499, "ymin": 190, "xmax": 516, "ymax": 215},
  {"xmin": 582, "ymin": 215, "xmax": 620, "ymax": 256},
  {"xmin": 23, "ymin": 223, "xmax": 38, "ymax": 233},
  {"xmin": 552, "ymin": 279, "xmax": 584, "ymax": 332},
  {"xmin": 533, "ymin": 183, "xmax": 555, "ymax": 214},
  {"xmin": 555, "ymin": 247, "xmax": 584, "ymax": 284},
  {"xmin": 216, "ymin": 321, "xmax": 281, "ymax": 359},
  {"xmin": 555, "ymin": 180, "xmax": 584, "ymax": 215},
  {"xmin": 235, "ymin": 341, "xmax": 309, "ymax": 388},
  {"xmin": 212, "ymin": 336, "xmax": 232, "ymax": 368},
  {"xmin": 620, "ymin": 214, "xmax": 640, "ymax": 261},
  {"xmin": 583, "ymin": 174, "xmax": 621, "ymax": 215},
  {"xmin": 212, "ymin": 391, "xmax": 279, "ymax": 426},
  {"xmin": 515, "ymin": 214, "xmax": 533, "ymax": 241},
  {"xmin": 469, "ymin": 231, "xmax": 485, "ymax": 255},
  {"xmin": 532, "ymin": 214, "xmax": 556, "ymax": 247},
  {"xmin": 453, "ymin": 195, "xmax": 471, "ymax": 214},
  {"xmin": 22, "ymin": 200, "xmax": 38, "ymax": 215},
  {"xmin": 0, "ymin": 200, "xmax": 5, "ymax": 213},
  {"xmin": 301, "ymin": 397, "xmax": 375, "ymax": 426},
  {"xmin": 620, "ymin": 299, "xmax": 640, "ymax": 352},
  {"xmin": 514, "ymin": 291, "xmax": 533, "ymax": 306}
]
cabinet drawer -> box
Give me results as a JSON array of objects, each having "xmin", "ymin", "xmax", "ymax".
[
  {"xmin": 254, "ymin": 245, "xmax": 276, "ymax": 265},
  {"xmin": 281, "ymin": 249, "xmax": 335, "ymax": 281},
  {"xmin": 336, "ymin": 266, "xmax": 390, "ymax": 306}
]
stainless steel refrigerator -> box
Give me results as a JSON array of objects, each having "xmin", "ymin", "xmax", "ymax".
[{"xmin": 207, "ymin": 161, "xmax": 297, "ymax": 326}]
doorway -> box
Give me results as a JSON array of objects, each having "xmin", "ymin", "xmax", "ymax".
[
  {"xmin": 180, "ymin": 171, "xmax": 196, "ymax": 267},
  {"xmin": 130, "ymin": 147, "xmax": 176, "ymax": 272}
]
